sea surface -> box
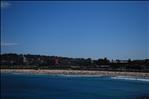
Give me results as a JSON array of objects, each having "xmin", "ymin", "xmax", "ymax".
[{"xmin": 1, "ymin": 73, "xmax": 149, "ymax": 99}]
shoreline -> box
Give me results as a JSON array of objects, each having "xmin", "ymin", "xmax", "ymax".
[{"xmin": 1, "ymin": 69, "xmax": 149, "ymax": 78}]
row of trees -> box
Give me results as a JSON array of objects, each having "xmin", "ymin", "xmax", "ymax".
[{"xmin": 1, "ymin": 53, "xmax": 149, "ymax": 72}]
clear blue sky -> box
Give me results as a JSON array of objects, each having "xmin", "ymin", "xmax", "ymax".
[{"xmin": 1, "ymin": 1, "xmax": 149, "ymax": 60}]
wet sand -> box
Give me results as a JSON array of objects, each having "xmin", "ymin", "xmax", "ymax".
[{"xmin": 1, "ymin": 69, "xmax": 149, "ymax": 78}]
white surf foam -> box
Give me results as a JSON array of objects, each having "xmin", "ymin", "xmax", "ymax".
[
  {"xmin": 111, "ymin": 76, "xmax": 149, "ymax": 82},
  {"xmin": 58, "ymin": 74, "xmax": 103, "ymax": 77}
]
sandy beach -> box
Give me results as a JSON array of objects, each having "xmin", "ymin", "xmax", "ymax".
[{"xmin": 1, "ymin": 69, "xmax": 149, "ymax": 78}]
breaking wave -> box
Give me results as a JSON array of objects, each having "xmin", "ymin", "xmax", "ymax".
[{"xmin": 111, "ymin": 76, "xmax": 149, "ymax": 82}]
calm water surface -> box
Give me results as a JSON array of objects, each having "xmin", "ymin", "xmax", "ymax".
[{"xmin": 1, "ymin": 73, "xmax": 149, "ymax": 99}]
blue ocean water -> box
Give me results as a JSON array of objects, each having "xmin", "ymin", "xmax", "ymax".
[{"xmin": 1, "ymin": 73, "xmax": 149, "ymax": 99}]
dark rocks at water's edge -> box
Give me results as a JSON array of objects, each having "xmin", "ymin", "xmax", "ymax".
[{"xmin": 0, "ymin": 53, "xmax": 149, "ymax": 72}]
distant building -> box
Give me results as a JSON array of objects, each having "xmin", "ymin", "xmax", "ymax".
[
  {"xmin": 23, "ymin": 55, "xmax": 27, "ymax": 63},
  {"xmin": 55, "ymin": 58, "xmax": 59, "ymax": 65},
  {"xmin": 119, "ymin": 60, "xmax": 128, "ymax": 63},
  {"xmin": 112, "ymin": 60, "xmax": 128, "ymax": 63}
]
